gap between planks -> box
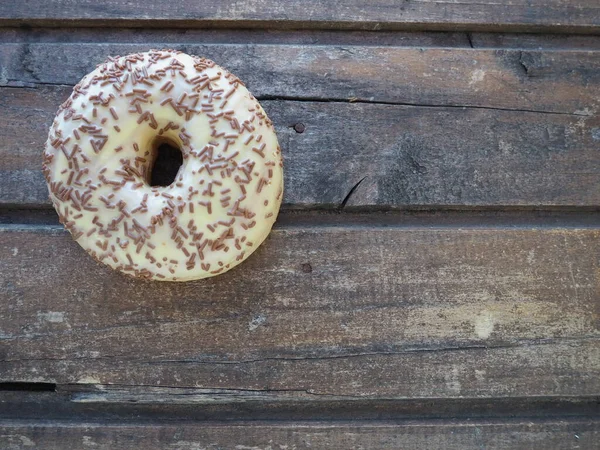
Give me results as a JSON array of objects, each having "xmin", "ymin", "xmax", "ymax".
[
  {"xmin": 1, "ymin": 28, "xmax": 600, "ymax": 51},
  {"xmin": 2, "ymin": 209, "xmax": 600, "ymax": 230}
]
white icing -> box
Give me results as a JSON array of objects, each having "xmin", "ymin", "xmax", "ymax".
[{"xmin": 43, "ymin": 50, "xmax": 283, "ymax": 281}]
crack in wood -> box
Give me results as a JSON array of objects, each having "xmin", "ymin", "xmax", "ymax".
[
  {"xmin": 466, "ymin": 32, "xmax": 475, "ymax": 48},
  {"xmin": 3, "ymin": 336, "xmax": 597, "ymax": 365},
  {"xmin": 0, "ymin": 382, "xmax": 56, "ymax": 392},
  {"xmin": 259, "ymin": 95, "xmax": 594, "ymax": 117},
  {"xmin": 518, "ymin": 50, "xmax": 530, "ymax": 76},
  {"xmin": 339, "ymin": 177, "xmax": 367, "ymax": 209},
  {"xmin": 0, "ymin": 83, "xmax": 593, "ymax": 116},
  {"xmin": 139, "ymin": 336, "xmax": 600, "ymax": 366}
]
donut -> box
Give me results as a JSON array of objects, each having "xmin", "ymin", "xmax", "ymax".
[{"xmin": 42, "ymin": 50, "xmax": 283, "ymax": 281}]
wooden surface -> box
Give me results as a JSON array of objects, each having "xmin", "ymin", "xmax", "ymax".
[
  {"xmin": 1, "ymin": 225, "xmax": 599, "ymax": 397},
  {"xmin": 3, "ymin": 88, "xmax": 599, "ymax": 208},
  {"xmin": 1, "ymin": 40, "xmax": 600, "ymax": 208},
  {"xmin": 0, "ymin": 1, "xmax": 599, "ymax": 449},
  {"xmin": 3, "ymin": 43, "xmax": 598, "ymax": 112}
]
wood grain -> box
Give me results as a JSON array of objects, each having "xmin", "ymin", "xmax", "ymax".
[
  {"xmin": 4, "ymin": 388, "xmax": 598, "ymax": 421},
  {"xmin": 2, "ymin": 44, "xmax": 599, "ymax": 114},
  {"xmin": 1, "ymin": 225, "xmax": 598, "ymax": 397},
  {"xmin": 2, "ymin": 28, "xmax": 599, "ymax": 51},
  {"xmin": 0, "ymin": 419, "xmax": 598, "ymax": 450},
  {"xmin": 471, "ymin": 33, "xmax": 600, "ymax": 50},
  {"xmin": 0, "ymin": 0, "xmax": 598, "ymax": 33},
  {"xmin": 0, "ymin": 27, "xmax": 472, "ymax": 47},
  {"xmin": 1, "ymin": 86, "xmax": 599, "ymax": 208},
  {"xmin": 1, "ymin": 5, "xmax": 598, "ymax": 446}
]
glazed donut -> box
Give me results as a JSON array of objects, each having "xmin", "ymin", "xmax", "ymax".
[{"xmin": 42, "ymin": 50, "xmax": 283, "ymax": 281}]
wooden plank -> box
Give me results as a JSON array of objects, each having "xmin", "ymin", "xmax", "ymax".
[
  {"xmin": 2, "ymin": 44, "xmax": 598, "ymax": 114},
  {"xmin": 0, "ymin": 419, "xmax": 598, "ymax": 450},
  {"xmin": 1, "ymin": 86, "xmax": 599, "ymax": 208},
  {"xmin": 4, "ymin": 388, "xmax": 598, "ymax": 421},
  {"xmin": 0, "ymin": 225, "xmax": 598, "ymax": 397},
  {"xmin": 7, "ymin": 390, "xmax": 600, "ymax": 426},
  {"xmin": 3, "ymin": 209, "xmax": 600, "ymax": 229},
  {"xmin": 0, "ymin": 0, "xmax": 598, "ymax": 33},
  {"xmin": 471, "ymin": 33, "xmax": 600, "ymax": 50},
  {"xmin": 3, "ymin": 27, "xmax": 599, "ymax": 51},
  {"xmin": 0, "ymin": 27, "xmax": 472, "ymax": 48}
]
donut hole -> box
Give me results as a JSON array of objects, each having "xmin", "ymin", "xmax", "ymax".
[{"xmin": 148, "ymin": 138, "xmax": 183, "ymax": 187}]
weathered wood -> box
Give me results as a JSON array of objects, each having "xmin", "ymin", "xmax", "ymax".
[
  {"xmin": 471, "ymin": 33, "xmax": 600, "ymax": 50},
  {"xmin": 0, "ymin": 418, "xmax": 598, "ymax": 450},
  {"xmin": 0, "ymin": 226, "xmax": 598, "ymax": 397},
  {"xmin": 3, "ymin": 209, "xmax": 600, "ymax": 229},
  {"xmin": 0, "ymin": 27, "xmax": 472, "ymax": 48},
  {"xmin": 0, "ymin": 7, "xmax": 597, "ymax": 447},
  {"xmin": 3, "ymin": 27, "xmax": 599, "ymax": 51},
  {"xmin": 2, "ymin": 44, "xmax": 598, "ymax": 114},
  {"xmin": 3, "ymin": 388, "xmax": 598, "ymax": 421},
  {"xmin": 1, "ymin": 86, "xmax": 599, "ymax": 208},
  {"xmin": 0, "ymin": 0, "xmax": 598, "ymax": 33}
]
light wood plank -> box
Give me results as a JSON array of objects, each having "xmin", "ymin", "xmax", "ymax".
[
  {"xmin": 0, "ymin": 226, "xmax": 598, "ymax": 397},
  {"xmin": 0, "ymin": 419, "xmax": 598, "ymax": 450}
]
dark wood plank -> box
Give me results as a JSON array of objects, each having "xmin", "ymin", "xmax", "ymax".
[
  {"xmin": 2, "ymin": 44, "xmax": 599, "ymax": 114},
  {"xmin": 3, "ymin": 27, "xmax": 599, "ymax": 50},
  {"xmin": 1, "ymin": 225, "xmax": 598, "ymax": 397},
  {"xmin": 0, "ymin": 418, "xmax": 598, "ymax": 450},
  {"xmin": 0, "ymin": 27, "xmax": 472, "ymax": 48},
  {"xmin": 471, "ymin": 33, "xmax": 600, "ymax": 50},
  {"xmin": 3, "ymin": 387, "xmax": 598, "ymax": 422},
  {"xmin": 3, "ymin": 209, "xmax": 600, "ymax": 229},
  {"xmin": 0, "ymin": 0, "xmax": 598, "ymax": 33},
  {"xmin": 1, "ymin": 86, "xmax": 599, "ymax": 208}
]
